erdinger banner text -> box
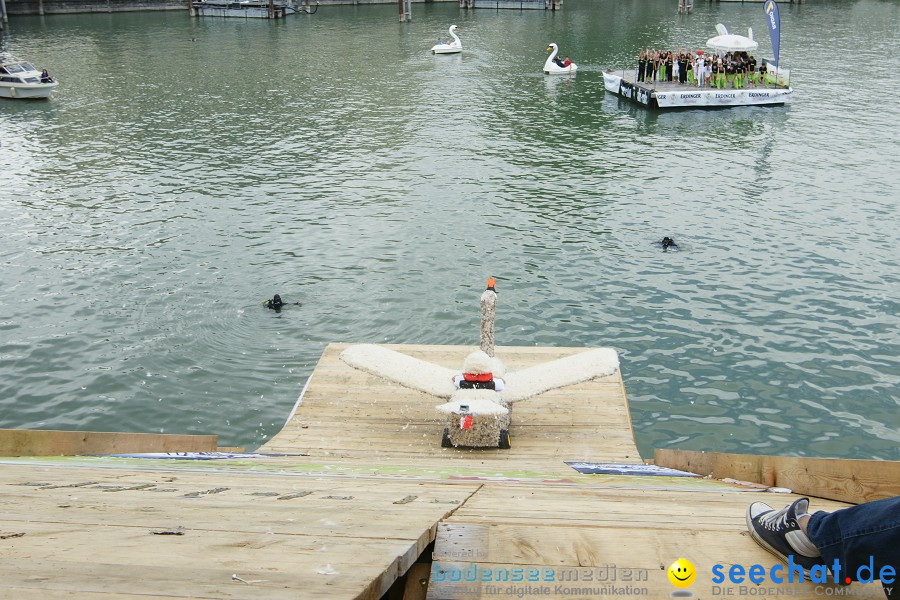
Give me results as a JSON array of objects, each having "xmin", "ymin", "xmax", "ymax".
[{"xmin": 654, "ymin": 88, "xmax": 791, "ymax": 108}]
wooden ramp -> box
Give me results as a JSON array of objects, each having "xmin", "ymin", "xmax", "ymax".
[
  {"xmin": 0, "ymin": 344, "xmax": 889, "ymax": 599},
  {"xmin": 262, "ymin": 344, "xmax": 643, "ymax": 470}
]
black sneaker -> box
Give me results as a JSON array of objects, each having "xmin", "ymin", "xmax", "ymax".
[{"xmin": 746, "ymin": 497, "xmax": 825, "ymax": 571}]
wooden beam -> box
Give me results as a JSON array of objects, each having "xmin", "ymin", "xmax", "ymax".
[
  {"xmin": 402, "ymin": 563, "xmax": 431, "ymax": 600},
  {"xmin": 0, "ymin": 429, "xmax": 217, "ymax": 457},
  {"xmin": 653, "ymin": 448, "xmax": 900, "ymax": 504}
]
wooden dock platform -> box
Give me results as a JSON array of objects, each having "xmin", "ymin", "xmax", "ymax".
[{"xmin": 0, "ymin": 344, "xmax": 892, "ymax": 599}]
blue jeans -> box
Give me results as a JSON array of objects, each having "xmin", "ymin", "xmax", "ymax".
[{"xmin": 807, "ymin": 496, "xmax": 900, "ymax": 593}]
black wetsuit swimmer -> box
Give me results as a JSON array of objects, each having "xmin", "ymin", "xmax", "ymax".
[
  {"xmin": 264, "ymin": 294, "xmax": 300, "ymax": 309},
  {"xmin": 264, "ymin": 294, "xmax": 285, "ymax": 309},
  {"xmin": 661, "ymin": 237, "xmax": 678, "ymax": 251}
]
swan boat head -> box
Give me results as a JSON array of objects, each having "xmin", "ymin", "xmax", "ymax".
[
  {"xmin": 447, "ymin": 25, "xmax": 461, "ymax": 47},
  {"xmin": 543, "ymin": 43, "xmax": 559, "ymax": 71},
  {"xmin": 432, "ymin": 25, "xmax": 462, "ymax": 53}
]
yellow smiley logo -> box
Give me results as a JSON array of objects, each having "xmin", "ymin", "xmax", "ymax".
[{"xmin": 667, "ymin": 558, "xmax": 696, "ymax": 588}]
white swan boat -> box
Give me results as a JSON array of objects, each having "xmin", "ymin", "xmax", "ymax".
[
  {"xmin": 0, "ymin": 60, "xmax": 58, "ymax": 99},
  {"xmin": 543, "ymin": 43, "xmax": 577, "ymax": 75},
  {"xmin": 431, "ymin": 25, "xmax": 462, "ymax": 55}
]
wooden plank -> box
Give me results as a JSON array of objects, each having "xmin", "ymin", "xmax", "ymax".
[
  {"xmin": 0, "ymin": 590, "xmax": 133, "ymax": 599},
  {"xmin": 402, "ymin": 563, "xmax": 432, "ymax": 600},
  {"xmin": 0, "ymin": 462, "xmax": 480, "ymax": 599},
  {"xmin": 1, "ymin": 453, "xmax": 646, "ymax": 486},
  {"xmin": 427, "ymin": 484, "xmax": 880, "ymax": 599},
  {"xmin": 0, "ymin": 544, "xmax": 403, "ymax": 599},
  {"xmin": 0, "ymin": 429, "xmax": 217, "ymax": 457},
  {"xmin": 654, "ymin": 449, "xmax": 900, "ymax": 504},
  {"xmin": 444, "ymin": 485, "xmax": 850, "ymax": 526},
  {"xmin": 0, "ymin": 494, "xmax": 471, "ymax": 545}
]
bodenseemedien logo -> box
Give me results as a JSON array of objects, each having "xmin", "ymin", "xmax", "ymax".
[{"xmin": 668, "ymin": 558, "xmax": 696, "ymax": 597}]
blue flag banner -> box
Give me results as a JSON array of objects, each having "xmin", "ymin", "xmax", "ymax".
[{"xmin": 764, "ymin": 0, "xmax": 781, "ymax": 68}]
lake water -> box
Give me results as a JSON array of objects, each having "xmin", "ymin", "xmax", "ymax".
[{"xmin": 1, "ymin": 0, "xmax": 897, "ymax": 460}]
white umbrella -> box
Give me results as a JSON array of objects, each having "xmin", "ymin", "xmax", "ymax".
[{"xmin": 707, "ymin": 24, "xmax": 759, "ymax": 53}]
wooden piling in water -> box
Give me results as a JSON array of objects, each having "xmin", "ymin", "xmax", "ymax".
[{"xmin": 398, "ymin": 0, "xmax": 410, "ymax": 22}]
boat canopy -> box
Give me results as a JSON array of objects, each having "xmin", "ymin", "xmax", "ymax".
[
  {"xmin": 706, "ymin": 24, "xmax": 759, "ymax": 53},
  {"xmin": 1, "ymin": 62, "xmax": 38, "ymax": 74}
]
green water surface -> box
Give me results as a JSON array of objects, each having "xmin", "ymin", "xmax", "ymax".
[{"xmin": 0, "ymin": 0, "xmax": 897, "ymax": 459}]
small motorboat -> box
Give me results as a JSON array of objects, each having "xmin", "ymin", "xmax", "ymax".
[
  {"xmin": 0, "ymin": 60, "xmax": 58, "ymax": 99},
  {"xmin": 431, "ymin": 25, "xmax": 462, "ymax": 55},
  {"xmin": 543, "ymin": 43, "xmax": 577, "ymax": 75}
]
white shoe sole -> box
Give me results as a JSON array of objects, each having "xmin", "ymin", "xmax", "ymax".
[{"xmin": 745, "ymin": 505, "xmax": 817, "ymax": 574}]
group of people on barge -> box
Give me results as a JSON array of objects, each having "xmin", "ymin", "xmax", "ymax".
[{"xmin": 636, "ymin": 48, "xmax": 772, "ymax": 89}]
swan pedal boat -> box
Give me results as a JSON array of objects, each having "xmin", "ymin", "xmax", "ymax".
[
  {"xmin": 432, "ymin": 25, "xmax": 462, "ymax": 55},
  {"xmin": 0, "ymin": 60, "xmax": 58, "ymax": 99},
  {"xmin": 543, "ymin": 43, "xmax": 577, "ymax": 75}
]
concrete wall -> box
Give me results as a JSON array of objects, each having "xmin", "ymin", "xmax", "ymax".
[
  {"xmin": 6, "ymin": 0, "xmax": 184, "ymax": 15},
  {"xmin": 5, "ymin": 0, "xmax": 453, "ymax": 15}
]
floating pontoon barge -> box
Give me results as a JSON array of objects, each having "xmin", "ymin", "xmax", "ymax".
[
  {"xmin": 1, "ymin": 344, "xmax": 895, "ymax": 598},
  {"xmin": 603, "ymin": 70, "xmax": 792, "ymax": 109}
]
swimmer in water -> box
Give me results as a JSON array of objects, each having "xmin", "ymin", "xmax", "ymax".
[
  {"xmin": 264, "ymin": 294, "xmax": 300, "ymax": 310},
  {"xmin": 661, "ymin": 237, "xmax": 678, "ymax": 251}
]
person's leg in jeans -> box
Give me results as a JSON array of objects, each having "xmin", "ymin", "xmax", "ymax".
[
  {"xmin": 807, "ymin": 496, "xmax": 900, "ymax": 595},
  {"xmin": 748, "ymin": 496, "xmax": 900, "ymax": 599}
]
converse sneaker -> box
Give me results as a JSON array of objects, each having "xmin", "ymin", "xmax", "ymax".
[{"xmin": 746, "ymin": 497, "xmax": 825, "ymax": 571}]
